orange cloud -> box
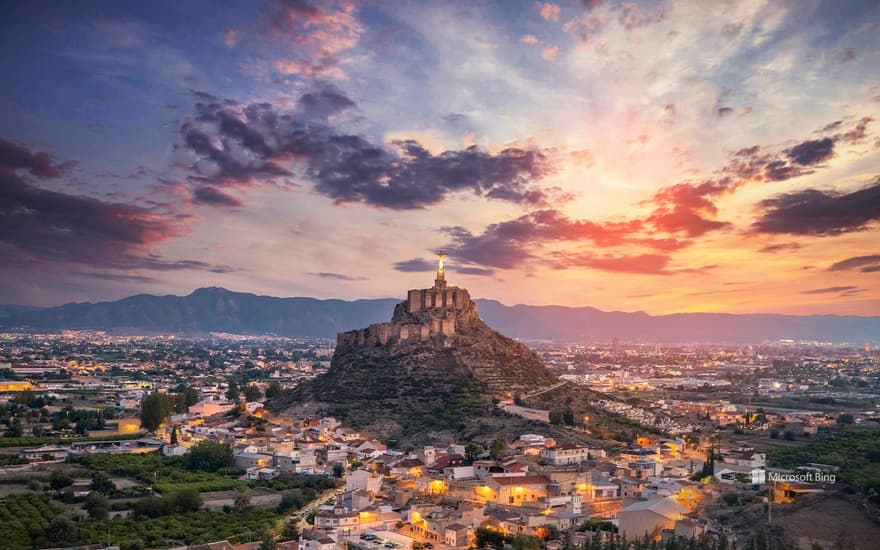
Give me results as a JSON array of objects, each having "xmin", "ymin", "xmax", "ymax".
[
  {"xmin": 542, "ymin": 45, "xmax": 560, "ymax": 61},
  {"xmin": 539, "ymin": 3, "xmax": 561, "ymax": 21}
]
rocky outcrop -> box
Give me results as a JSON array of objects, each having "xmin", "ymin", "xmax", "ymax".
[{"xmin": 275, "ymin": 270, "xmax": 558, "ymax": 439}]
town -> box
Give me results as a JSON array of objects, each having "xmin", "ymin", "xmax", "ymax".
[{"xmin": 1, "ymin": 331, "xmax": 878, "ymax": 549}]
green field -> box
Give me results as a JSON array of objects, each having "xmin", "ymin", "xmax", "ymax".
[{"xmin": 767, "ymin": 428, "xmax": 880, "ymax": 494}]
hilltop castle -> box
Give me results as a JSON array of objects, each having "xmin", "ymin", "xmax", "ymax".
[{"xmin": 337, "ymin": 253, "xmax": 475, "ymax": 349}]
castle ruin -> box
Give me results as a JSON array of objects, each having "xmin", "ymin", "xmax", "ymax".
[{"xmin": 336, "ymin": 253, "xmax": 474, "ymax": 349}]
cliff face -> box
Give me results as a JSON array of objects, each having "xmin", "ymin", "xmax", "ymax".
[{"xmin": 277, "ymin": 274, "xmax": 557, "ymax": 440}]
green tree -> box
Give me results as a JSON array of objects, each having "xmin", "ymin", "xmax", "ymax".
[
  {"xmin": 258, "ymin": 528, "xmax": 278, "ymax": 550},
  {"xmin": 511, "ymin": 535, "xmax": 541, "ymax": 550},
  {"xmin": 490, "ymin": 437, "xmax": 507, "ymax": 459},
  {"xmin": 84, "ymin": 492, "xmax": 110, "ymax": 520},
  {"xmin": 140, "ymin": 391, "xmax": 172, "ymax": 432},
  {"xmin": 183, "ymin": 386, "xmax": 200, "ymax": 408},
  {"xmin": 170, "ymin": 425, "xmax": 179, "ymax": 445},
  {"xmin": 474, "ymin": 527, "xmax": 506, "ymax": 550},
  {"xmin": 45, "ymin": 517, "xmax": 78, "ymax": 544},
  {"xmin": 50, "ymin": 469, "xmax": 73, "ymax": 492},
  {"xmin": 226, "ymin": 381, "xmax": 240, "ymax": 402},
  {"xmin": 280, "ymin": 519, "xmax": 301, "ymax": 541},
  {"xmin": 265, "ymin": 381, "xmax": 283, "ymax": 399},
  {"xmin": 837, "ymin": 413, "xmax": 854, "ymax": 425},
  {"xmin": 91, "ymin": 470, "xmax": 115, "ymax": 495},
  {"xmin": 185, "ymin": 440, "xmax": 233, "ymax": 472},
  {"xmin": 168, "ymin": 487, "xmax": 202, "ymax": 512},
  {"xmin": 4, "ymin": 416, "xmax": 22, "ymax": 437},
  {"xmin": 465, "ymin": 442, "xmax": 483, "ymax": 463},
  {"xmin": 244, "ymin": 384, "xmax": 263, "ymax": 402}
]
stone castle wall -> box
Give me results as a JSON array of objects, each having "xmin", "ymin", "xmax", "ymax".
[
  {"xmin": 406, "ymin": 287, "xmax": 470, "ymax": 313},
  {"xmin": 336, "ymin": 284, "xmax": 470, "ymax": 349}
]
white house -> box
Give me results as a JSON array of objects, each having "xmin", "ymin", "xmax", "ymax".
[{"xmin": 618, "ymin": 497, "xmax": 688, "ymax": 539}]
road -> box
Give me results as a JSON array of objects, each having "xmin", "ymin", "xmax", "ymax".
[{"xmin": 290, "ymin": 484, "xmax": 343, "ymax": 528}]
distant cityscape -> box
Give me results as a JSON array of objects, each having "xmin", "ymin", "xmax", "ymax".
[
  {"xmin": 2, "ymin": 307, "xmax": 879, "ymax": 549},
  {"xmin": 2, "ymin": 0, "xmax": 880, "ymax": 548}
]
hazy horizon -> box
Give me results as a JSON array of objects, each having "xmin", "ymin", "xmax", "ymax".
[{"xmin": 6, "ymin": 284, "xmax": 880, "ymax": 320}]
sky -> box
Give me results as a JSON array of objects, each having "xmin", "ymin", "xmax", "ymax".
[{"xmin": 1, "ymin": 0, "xmax": 879, "ymax": 315}]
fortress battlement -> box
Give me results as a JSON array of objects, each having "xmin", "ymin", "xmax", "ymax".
[{"xmin": 336, "ymin": 253, "xmax": 475, "ymax": 350}]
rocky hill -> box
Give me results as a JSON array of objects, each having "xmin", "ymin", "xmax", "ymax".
[{"xmin": 273, "ymin": 268, "xmax": 558, "ymax": 443}]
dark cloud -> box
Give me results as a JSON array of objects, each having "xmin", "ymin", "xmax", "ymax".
[
  {"xmin": 835, "ymin": 48, "xmax": 856, "ymax": 63},
  {"xmin": 828, "ymin": 254, "xmax": 880, "ymax": 272},
  {"xmin": 193, "ymin": 185, "xmax": 243, "ymax": 207},
  {"xmin": 393, "ymin": 258, "xmax": 434, "ymax": 272},
  {"xmin": 0, "ymin": 169, "xmax": 183, "ymax": 269},
  {"xmin": 751, "ymin": 178, "xmax": 880, "ymax": 236},
  {"xmin": 0, "ymin": 140, "xmax": 234, "ymax": 276},
  {"xmin": 177, "ymin": 90, "xmax": 554, "ymax": 209},
  {"xmin": 618, "ymin": 3, "xmax": 664, "ymax": 31},
  {"xmin": 178, "ymin": 100, "xmax": 292, "ymax": 185},
  {"xmin": 140, "ymin": 258, "xmax": 237, "ymax": 273},
  {"xmin": 72, "ymin": 272, "xmax": 159, "ymax": 283},
  {"xmin": 785, "ymin": 137, "xmax": 834, "ymax": 166},
  {"xmin": 311, "ymin": 140, "xmax": 553, "ymax": 209},
  {"xmin": 721, "ymin": 22, "xmax": 743, "ymax": 37},
  {"xmin": 758, "ymin": 242, "xmax": 802, "ymax": 254},
  {"xmin": 802, "ymin": 286, "xmax": 859, "ymax": 294},
  {"xmin": 392, "ymin": 257, "xmax": 494, "ymax": 277},
  {"xmin": 0, "ymin": 138, "xmax": 77, "ymax": 178},
  {"xmin": 456, "ymin": 266, "xmax": 495, "ymax": 276},
  {"xmin": 442, "ymin": 113, "xmax": 467, "ymax": 124},
  {"xmin": 579, "ymin": 0, "xmax": 605, "ymax": 9},
  {"xmin": 840, "ymin": 116, "xmax": 873, "ymax": 143},
  {"xmin": 309, "ymin": 271, "xmax": 366, "ymax": 281},
  {"xmin": 440, "ymin": 209, "xmax": 688, "ymax": 271},
  {"xmin": 188, "ymin": 89, "xmax": 219, "ymax": 101},
  {"xmin": 298, "ymin": 85, "xmax": 357, "ymax": 120},
  {"xmin": 821, "ymin": 120, "xmax": 843, "ymax": 132},
  {"xmin": 643, "ymin": 116, "xmax": 873, "ymax": 239}
]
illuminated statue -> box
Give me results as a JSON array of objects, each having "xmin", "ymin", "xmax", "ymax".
[{"xmin": 435, "ymin": 251, "xmax": 446, "ymax": 288}]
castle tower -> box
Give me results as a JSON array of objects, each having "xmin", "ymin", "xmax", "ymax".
[{"xmin": 434, "ymin": 251, "xmax": 446, "ymax": 289}]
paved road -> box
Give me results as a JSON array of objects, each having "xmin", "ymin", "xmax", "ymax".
[{"xmin": 290, "ymin": 485, "xmax": 343, "ymax": 527}]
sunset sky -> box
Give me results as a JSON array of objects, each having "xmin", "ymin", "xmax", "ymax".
[{"xmin": 1, "ymin": 0, "xmax": 879, "ymax": 315}]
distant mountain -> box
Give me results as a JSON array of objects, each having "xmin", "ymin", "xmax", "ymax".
[
  {"xmin": 1, "ymin": 287, "xmax": 878, "ymax": 343},
  {"xmin": 0, "ymin": 287, "xmax": 398, "ymax": 337},
  {"xmin": 474, "ymin": 300, "xmax": 880, "ymax": 344}
]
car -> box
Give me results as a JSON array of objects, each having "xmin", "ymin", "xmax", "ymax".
[
  {"xmin": 424, "ymin": 544, "xmax": 433, "ymax": 549},
  {"xmin": 384, "ymin": 543, "xmax": 394, "ymax": 548}
]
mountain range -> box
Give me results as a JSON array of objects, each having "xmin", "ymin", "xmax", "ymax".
[{"xmin": 1, "ymin": 286, "xmax": 877, "ymax": 343}]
